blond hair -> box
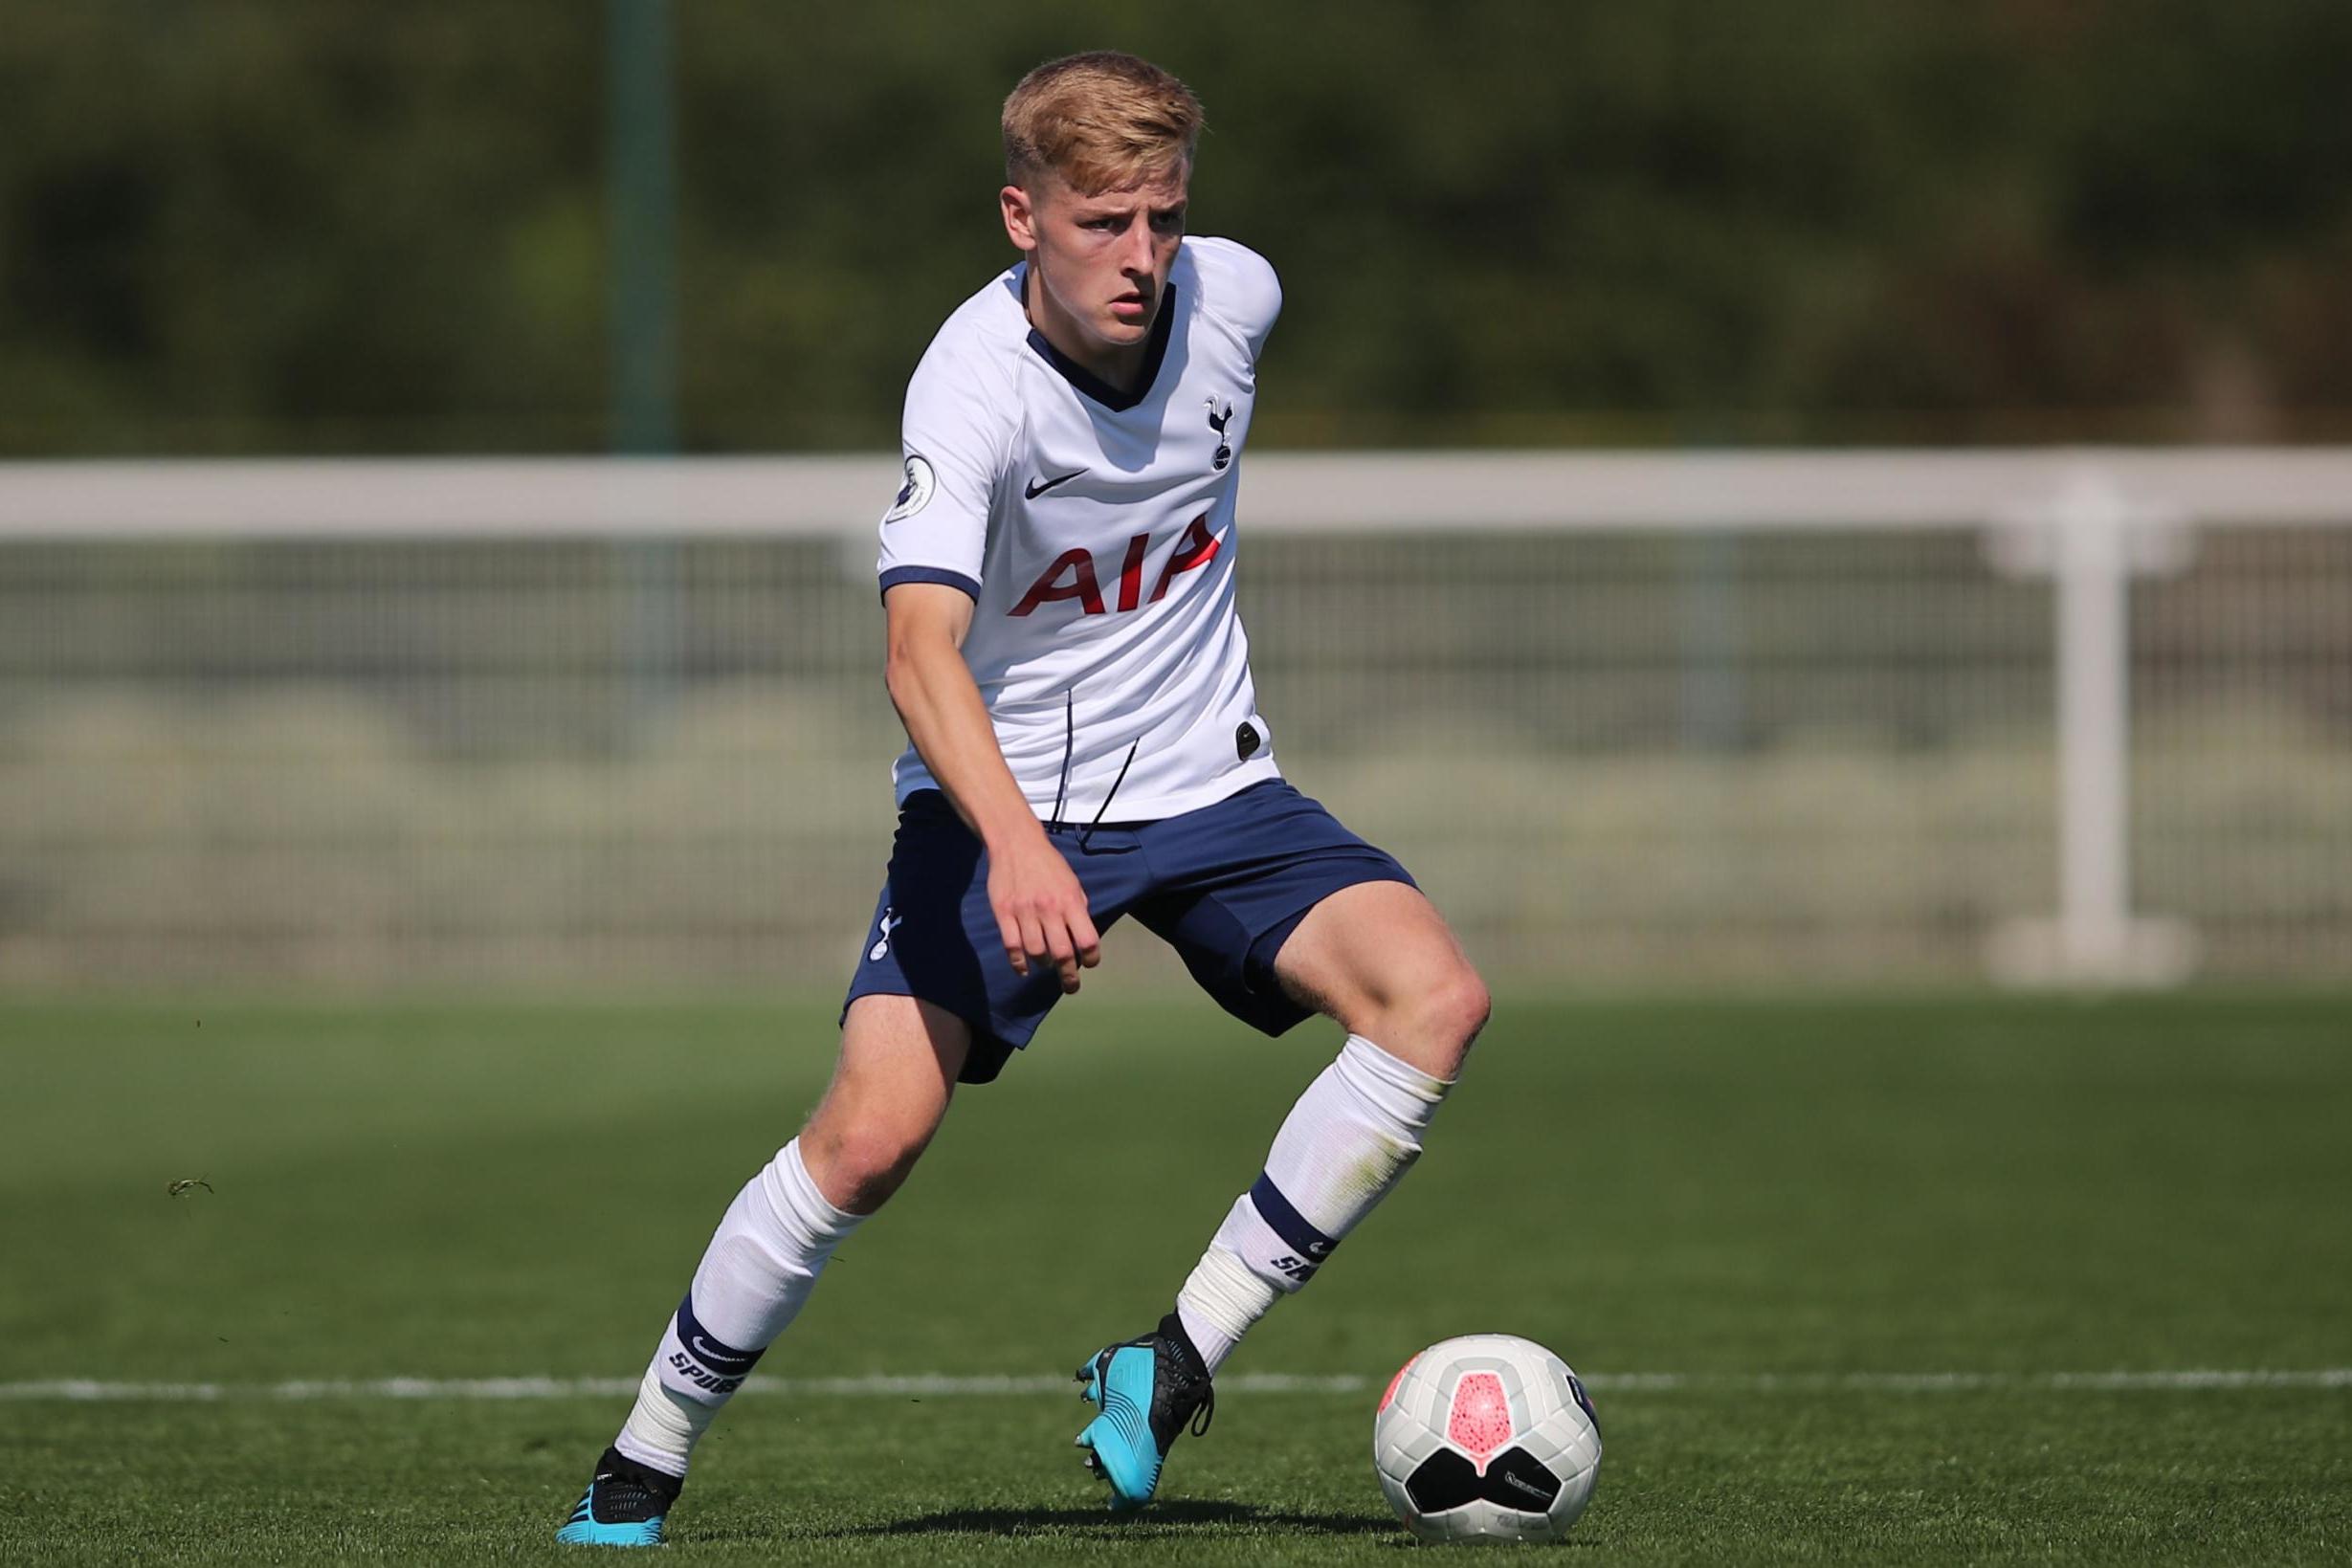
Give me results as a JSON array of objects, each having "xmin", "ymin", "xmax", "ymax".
[{"xmin": 1002, "ymin": 51, "xmax": 1204, "ymax": 195}]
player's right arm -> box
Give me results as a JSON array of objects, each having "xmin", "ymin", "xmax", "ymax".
[
  {"xmin": 877, "ymin": 322, "xmax": 1099, "ymax": 993},
  {"xmin": 881, "ymin": 582, "xmax": 1100, "ymax": 993}
]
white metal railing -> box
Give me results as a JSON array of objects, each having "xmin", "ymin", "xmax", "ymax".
[
  {"xmin": 5, "ymin": 450, "xmax": 2349, "ymax": 987},
  {"xmin": 5, "ymin": 450, "xmax": 2351, "ymax": 537}
]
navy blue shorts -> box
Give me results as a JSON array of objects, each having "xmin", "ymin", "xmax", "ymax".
[{"xmin": 841, "ymin": 780, "xmax": 1415, "ymax": 1084}]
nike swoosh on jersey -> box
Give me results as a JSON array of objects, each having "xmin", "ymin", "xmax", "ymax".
[{"xmin": 1024, "ymin": 470, "xmax": 1087, "ymax": 499}]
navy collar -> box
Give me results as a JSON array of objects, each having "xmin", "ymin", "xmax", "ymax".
[{"xmin": 1023, "ymin": 280, "xmax": 1178, "ymax": 412}]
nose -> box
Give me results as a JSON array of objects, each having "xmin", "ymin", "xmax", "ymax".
[{"xmin": 1119, "ymin": 219, "xmax": 1155, "ymax": 277}]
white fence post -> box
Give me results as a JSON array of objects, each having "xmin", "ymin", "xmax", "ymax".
[{"xmin": 1987, "ymin": 464, "xmax": 2198, "ymax": 986}]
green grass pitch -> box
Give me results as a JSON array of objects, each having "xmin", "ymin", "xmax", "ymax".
[{"xmin": 3, "ymin": 994, "xmax": 2348, "ymax": 1564}]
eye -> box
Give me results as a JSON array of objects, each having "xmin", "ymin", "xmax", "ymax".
[{"xmin": 1151, "ymin": 209, "xmax": 1187, "ymax": 233}]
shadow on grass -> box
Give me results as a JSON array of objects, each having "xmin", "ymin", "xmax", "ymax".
[{"xmin": 815, "ymin": 1499, "xmax": 1399, "ymax": 1540}]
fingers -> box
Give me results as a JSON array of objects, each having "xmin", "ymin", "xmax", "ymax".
[
  {"xmin": 1046, "ymin": 905, "xmax": 1104, "ymax": 992},
  {"xmin": 1044, "ymin": 918, "xmax": 1080, "ymax": 993},
  {"xmin": 989, "ymin": 850, "xmax": 1099, "ymax": 991},
  {"xmin": 999, "ymin": 910, "xmax": 1031, "ymax": 977},
  {"xmin": 997, "ymin": 901, "xmax": 1098, "ymax": 991}
]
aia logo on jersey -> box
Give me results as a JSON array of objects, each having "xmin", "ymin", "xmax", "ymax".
[
  {"xmin": 1206, "ymin": 399, "xmax": 1233, "ymax": 471},
  {"xmin": 1009, "ymin": 515, "xmax": 1220, "ymax": 617}
]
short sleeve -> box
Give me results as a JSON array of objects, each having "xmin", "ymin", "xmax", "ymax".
[
  {"xmin": 1185, "ymin": 237, "xmax": 1284, "ymax": 364},
  {"xmin": 876, "ymin": 335, "xmax": 1012, "ymax": 601}
]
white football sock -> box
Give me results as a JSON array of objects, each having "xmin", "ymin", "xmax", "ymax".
[
  {"xmin": 1176, "ymin": 1034, "xmax": 1451, "ymax": 1374},
  {"xmin": 613, "ymin": 1137, "xmax": 861, "ymax": 1477}
]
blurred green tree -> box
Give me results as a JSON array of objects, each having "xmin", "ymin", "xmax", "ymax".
[{"xmin": 1, "ymin": 0, "xmax": 2345, "ymax": 453}]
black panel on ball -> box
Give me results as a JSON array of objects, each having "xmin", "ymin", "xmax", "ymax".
[
  {"xmin": 1484, "ymin": 1447, "xmax": 1564, "ymax": 1509},
  {"xmin": 1404, "ymin": 1449, "xmax": 1482, "ymax": 1513},
  {"xmin": 1405, "ymin": 1446, "xmax": 1564, "ymax": 1514}
]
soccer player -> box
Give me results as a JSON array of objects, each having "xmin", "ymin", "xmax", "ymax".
[{"xmin": 558, "ymin": 50, "xmax": 1489, "ymax": 1546}]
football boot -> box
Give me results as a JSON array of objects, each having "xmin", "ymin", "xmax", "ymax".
[
  {"xmin": 1074, "ymin": 1311, "xmax": 1215, "ymax": 1511},
  {"xmin": 555, "ymin": 1446, "xmax": 680, "ymax": 1547}
]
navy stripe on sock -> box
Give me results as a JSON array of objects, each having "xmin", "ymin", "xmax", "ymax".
[
  {"xmin": 1249, "ymin": 1173, "xmax": 1339, "ymax": 1262},
  {"xmin": 674, "ymin": 1293, "xmax": 765, "ymax": 1377}
]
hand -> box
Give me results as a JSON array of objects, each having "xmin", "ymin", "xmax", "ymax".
[{"xmin": 987, "ymin": 833, "xmax": 1102, "ymax": 993}]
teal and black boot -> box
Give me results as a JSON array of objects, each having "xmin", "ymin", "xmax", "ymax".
[
  {"xmin": 555, "ymin": 1446, "xmax": 680, "ymax": 1547},
  {"xmin": 1074, "ymin": 1312, "xmax": 1216, "ymax": 1511}
]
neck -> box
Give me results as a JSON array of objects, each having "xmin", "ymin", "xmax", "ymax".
[{"xmin": 1024, "ymin": 262, "xmax": 1153, "ymax": 392}]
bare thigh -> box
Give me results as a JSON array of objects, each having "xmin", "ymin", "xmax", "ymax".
[{"xmin": 1271, "ymin": 880, "xmax": 1491, "ymax": 1079}]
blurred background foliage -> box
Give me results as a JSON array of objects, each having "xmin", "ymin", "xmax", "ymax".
[{"xmin": 5, "ymin": 0, "xmax": 2349, "ymax": 455}]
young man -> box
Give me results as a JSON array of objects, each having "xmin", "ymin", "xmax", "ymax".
[{"xmin": 558, "ymin": 50, "xmax": 1488, "ymax": 1546}]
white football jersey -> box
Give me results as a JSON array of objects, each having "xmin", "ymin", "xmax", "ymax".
[{"xmin": 876, "ymin": 236, "xmax": 1284, "ymax": 823}]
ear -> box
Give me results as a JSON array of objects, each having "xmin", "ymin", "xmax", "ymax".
[{"xmin": 1000, "ymin": 184, "xmax": 1038, "ymax": 254}]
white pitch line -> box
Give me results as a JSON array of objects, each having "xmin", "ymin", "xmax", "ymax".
[
  {"xmin": 2, "ymin": 1369, "xmax": 2346, "ymax": 1402},
  {"xmin": 1589, "ymin": 1370, "xmax": 2352, "ymax": 1393}
]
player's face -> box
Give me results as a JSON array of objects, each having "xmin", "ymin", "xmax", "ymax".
[{"xmin": 1004, "ymin": 169, "xmax": 1188, "ymax": 373}]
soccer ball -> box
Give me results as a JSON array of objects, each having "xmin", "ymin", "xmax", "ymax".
[{"xmin": 1371, "ymin": 1334, "xmax": 1601, "ymax": 1542}]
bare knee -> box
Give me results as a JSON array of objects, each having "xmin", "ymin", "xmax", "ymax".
[
  {"xmin": 800, "ymin": 1061, "xmax": 952, "ymax": 1214},
  {"xmin": 826, "ymin": 1123, "xmax": 932, "ymax": 1211},
  {"xmin": 802, "ymin": 1109, "xmax": 934, "ymax": 1214},
  {"xmin": 1422, "ymin": 966, "xmax": 1493, "ymax": 1074},
  {"xmin": 800, "ymin": 995, "xmax": 966, "ymax": 1214},
  {"xmin": 1362, "ymin": 965, "xmax": 1491, "ymax": 1080}
]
